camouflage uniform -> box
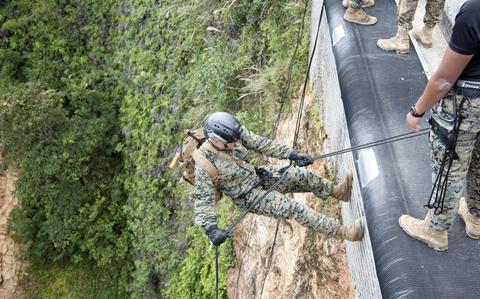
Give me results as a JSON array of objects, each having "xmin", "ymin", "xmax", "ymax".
[
  {"xmin": 426, "ymin": 88, "xmax": 480, "ymax": 230},
  {"xmin": 194, "ymin": 127, "xmax": 339, "ymax": 237},
  {"xmin": 398, "ymin": 0, "xmax": 446, "ymax": 30}
]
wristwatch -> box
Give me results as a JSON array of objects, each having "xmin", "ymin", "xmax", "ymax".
[{"xmin": 409, "ymin": 105, "xmax": 425, "ymax": 118}]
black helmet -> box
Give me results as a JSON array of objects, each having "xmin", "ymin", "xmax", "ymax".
[{"xmin": 204, "ymin": 112, "xmax": 242, "ymax": 144}]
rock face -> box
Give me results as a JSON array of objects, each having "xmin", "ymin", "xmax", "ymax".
[
  {"xmin": 227, "ymin": 197, "xmax": 353, "ymax": 299},
  {"xmin": 226, "ymin": 94, "xmax": 354, "ymax": 299},
  {"xmin": 0, "ymin": 158, "xmax": 25, "ymax": 299}
]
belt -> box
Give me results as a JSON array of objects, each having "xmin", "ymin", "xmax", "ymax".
[{"xmin": 456, "ymin": 80, "xmax": 480, "ymax": 90}]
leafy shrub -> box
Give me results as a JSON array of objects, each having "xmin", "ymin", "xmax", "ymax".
[{"xmin": 0, "ymin": 0, "xmax": 309, "ymax": 297}]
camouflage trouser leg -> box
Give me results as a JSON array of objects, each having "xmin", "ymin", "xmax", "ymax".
[
  {"xmin": 347, "ymin": 0, "xmax": 363, "ymax": 9},
  {"xmin": 259, "ymin": 165, "xmax": 334, "ymax": 199},
  {"xmin": 397, "ymin": 0, "xmax": 419, "ymax": 30},
  {"xmin": 397, "ymin": 0, "xmax": 445, "ymax": 30},
  {"xmin": 466, "ymin": 138, "xmax": 480, "ymax": 217},
  {"xmin": 246, "ymin": 188, "xmax": 340, "ymax": 237},
  {"xmin": 426, "ymin": 91, "xmax": 480, "ymax": 229},
  {"xmin": 423, "ymin": 0, "xmax": 446, "ymax": 28}
]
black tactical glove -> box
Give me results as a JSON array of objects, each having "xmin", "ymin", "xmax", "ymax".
[
  {"xmin": 288, "ymin": 150, "xmax": 313, "ymax": 167},
  {"xmin": 206, "ymin": 225, "xmax": 231, "ymax": 246}
]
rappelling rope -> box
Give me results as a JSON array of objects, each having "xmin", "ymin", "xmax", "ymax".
[
  {"xmin": 312, "ymin": 129, "xmax": 429, "ymax": 161},
  {"xmin": 216, "ymin": 128, "xmax": 430, "ymax": 297},
  {"xmin": 213, "ymin": 0, "xmax": 430, "ymax": 296},
  {"xmin": 233, "ymin": 0, "xmax": 311, "ymax": 297},
  {"xmin": 260, "ymin": 2, "xmax": 325, "ymax": 296},
  {"xmin": 272, "ymin": 0, "xmax": 310, "ymax": 139}
]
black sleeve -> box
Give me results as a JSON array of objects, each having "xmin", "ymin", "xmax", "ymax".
[{"xmin": 449, "ymin": 4, "xmax": 479, "ymax": 55}]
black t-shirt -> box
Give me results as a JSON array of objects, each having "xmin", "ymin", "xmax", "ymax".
[{"xmin": 449, "ymin": 0, "xmax": 480, "ymax": 81}]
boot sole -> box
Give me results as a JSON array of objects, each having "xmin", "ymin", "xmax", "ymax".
[
  {"xmin": 398, "ymin": 217, "xmax": 448, "ymax": 251},
  {"xmin": 415, "ymin": 40, "xmax": 432, "ymax": 48},
  {"xmin": 344, "ymin": 220, "xmax": 364, "ymax": 241},
  {"xmin": 343, "ymin": 15, "xmax": 377, "ymax": 26},
  {"xmin": 466, "ymin": 229, "xmax": 480, "ymax": 240},
  {"xmin": 376, "ymin": 43, "xmax": 409, "ymax": 54}
]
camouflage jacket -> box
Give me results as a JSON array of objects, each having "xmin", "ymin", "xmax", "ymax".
[{"xmin": 193, "ymin": 126, "xmax": 293, "ymax": 229}]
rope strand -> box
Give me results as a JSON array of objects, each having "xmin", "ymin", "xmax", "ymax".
[
  {"xmin": 272, "ymin": 0, "xmax": 310, "ymax": 139},
  {"xmin": 313, "ymin": 129, "xmax": 429, "ymax": 161},
  {"xmin": 262, "ymin": 3, "xmax": 324, "ymax": 297},
  {"xmin": 227, "ymin": 1, "xmax": 311, "ymax": 298}
]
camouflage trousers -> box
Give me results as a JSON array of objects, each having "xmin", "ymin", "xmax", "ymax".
[
  {"xmin": 426, "ymin": 88, "xmax": 480, "ymax": 230},
  {"xmin": 397, "ymin": 0, "xmax": 446, "ymax": 30},
  {"xmin": 237, "ymin": 165, "xmax": 339, "ymax": 237},
  {"xmin": 347, "ymin": 0, "xmax": 363, "ymax": 9}
]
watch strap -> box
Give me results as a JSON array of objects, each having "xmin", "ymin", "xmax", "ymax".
[{"xmin": 410, "ymin": 105, "xmax": 425, "ymax": 118}]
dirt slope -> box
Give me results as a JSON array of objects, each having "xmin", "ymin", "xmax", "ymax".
[{"xmin": 0, "ymin": 157, "xmax": 25, "ymax": 299}]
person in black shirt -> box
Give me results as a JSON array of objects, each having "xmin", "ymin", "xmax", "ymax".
[{"xmin": 399, "ymin": 0, "xmax": 480, "ymax": 251}]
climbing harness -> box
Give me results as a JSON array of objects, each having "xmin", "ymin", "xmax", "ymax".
[
  {"xmin": 226, "ymin": 165, "xmax": 294, "ymax": 234},
  {"xmin": 424, "ymin": 92, "xmax": 467, "ymax": 215}
]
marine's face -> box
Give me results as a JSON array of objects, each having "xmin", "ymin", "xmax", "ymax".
[
  {"xmin": 211, "ymin": 139, "xmax": 237, "ymax": 150},
  {"xmin": 224, "ymin": 142, "xmax": 237, "ymax": 150}
]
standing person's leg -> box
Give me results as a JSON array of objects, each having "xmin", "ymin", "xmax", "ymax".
[
  {"xmin": 412, "ymin": 0, "xmax": 446, "ymax": 48},
  {"xmin": 459, "ymin": 135, "xmax": 480, "ymax": 239},
  {"xmin": 424, "ymin": 129, "xmax": 478, "ymax": 229},
  {"xmin": 399, "ymin": 129, "xmax": 477, "ymax": 251},
  {"xmin": 343, "ymin": 0, "xmax": 377, "ymax": 25},
  {"xmin": 427, "ymin": 94, "xmax": 480, "ymax": 230},
  {"xmin": 400, "ymin": 93, "xmax": 480, "ymax": 251},
  {"xmin": 245, "ymin": 188, "xmax": 363, "ymax": 241},
  {"xmin": 458, "ymin": 94, "xmax": 480, "ymax": 239},
  {"xmin": 342, "ymin": 0, "xmax": 375, "ymax": 8},
  {"xmin": 377, "ymin": 0, "xmax": 419, "ymax": 54}
]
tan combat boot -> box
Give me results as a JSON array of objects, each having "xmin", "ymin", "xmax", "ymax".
[
  {"xmin": 331, "ymin": 171, "xmax": 353, "ymax": 202},
  {"xmin": 377, "ymin": 26, "xmax": 410, "ymax": 54},
  {"xmin": 458, "ymin": 197, "xmax": 480, "ymax": 239},
  {"xmin": 337, "ymin": 219, "xmax": 364, "ymax": 241},
  {"xmin": 342, "ymin": 0, "xmax": 375, "ymax": 8},
  {"xmin": 398, "ymin": 215, "xmax": 448, "ymax": 251},
  {"xmin": 412, "ymin": 26, "xmax": 434, "ymax": 48},
  {"xmin": 344, "ymin": 8, "xmax": 377, "ymax": 26}
]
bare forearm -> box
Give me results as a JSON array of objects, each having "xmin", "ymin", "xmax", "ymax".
[
  {"xmin": 414, "ymin": 77, "xmax": 454, "ymax": 114},
  {"xmin": 406, "ymin": 48, "xmax": 472, "ymax": 132},
  {"xmin": 414, "ymin": 48, "xmax": 474, "ymax": 114}
]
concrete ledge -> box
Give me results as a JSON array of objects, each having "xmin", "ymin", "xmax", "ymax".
[{"xmin": 440, "ymin": 0, "xmax": 466, "ymax": 39}]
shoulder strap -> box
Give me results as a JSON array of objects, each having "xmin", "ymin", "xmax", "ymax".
[
  {"xmin": 191, "ymin": 149, "xmax": 219, "ymax": 183},
  {"xmin": 202, "ymin": 142, "xmax": 244, "ymax": 165}
]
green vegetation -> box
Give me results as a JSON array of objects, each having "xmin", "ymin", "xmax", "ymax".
[
  {"xmin": 22, "ymin": 259, "xmax": 129, "ymax": 299},
  {"xmin": 0, "ymin": 0, "xmax": 309, "ymax": 297}
]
